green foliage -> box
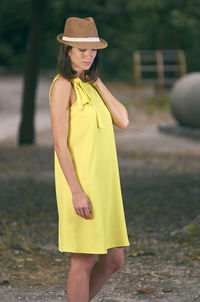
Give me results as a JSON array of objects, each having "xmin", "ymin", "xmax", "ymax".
[
  {"xmin": 189, "ymin": 224, "xmax": 196, "ymax": 232},
  {"xmin": 0, "ymin": 0, "xmax": 200, "ymax": 80},
  {"xmin": 148, "ymin": 95, "xmax": 169, "ymax": 108},
  {"xmin": 0, "ymin": 0, "xmax": 30, "ymax": 67}
]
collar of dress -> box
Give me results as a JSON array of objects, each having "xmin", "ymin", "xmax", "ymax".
[{"xmin": 71, "ymin": 77, "xmax": 105, "ymax": 129}]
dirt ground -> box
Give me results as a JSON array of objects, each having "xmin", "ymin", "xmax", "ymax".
[{"xmin": 0, "ymin": 76, "xmax": 200, "ymax": 301}]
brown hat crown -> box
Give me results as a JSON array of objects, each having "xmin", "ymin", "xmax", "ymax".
[{"xmin": 57, "ymin": 17, "xmax": 108, "ymax": 49}]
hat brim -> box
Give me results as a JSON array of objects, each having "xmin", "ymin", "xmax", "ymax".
[{"xmin": 56, "ymin": 34, "xmax": 108, "ymax": 49}]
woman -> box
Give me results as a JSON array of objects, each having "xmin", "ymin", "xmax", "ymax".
[{"xmin": 49, "ymin": 16, "xmax": 130, "ymax": 302}]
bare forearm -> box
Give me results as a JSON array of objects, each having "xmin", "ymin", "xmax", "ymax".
[
  {"xmin": 55, "ymin": 145, "xmax": 83, "ymax": 195},
  {"xmin": 93, "ymin": 79, "xmax": 129, "ymax": 128}
]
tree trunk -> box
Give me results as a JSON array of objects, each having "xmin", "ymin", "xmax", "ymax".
[{"xmin": 18, "ymin": 0, "xmax": 46, "ymax": 145}]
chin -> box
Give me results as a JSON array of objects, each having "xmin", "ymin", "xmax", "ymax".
[{"xmin": 82, "ymin": 64, "xmax": 92, "ymax": 70}]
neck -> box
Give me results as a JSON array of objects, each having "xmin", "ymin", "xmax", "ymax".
[{"xmin": 76, "ymin": 70, "xmax": 85, "ymax": 80}]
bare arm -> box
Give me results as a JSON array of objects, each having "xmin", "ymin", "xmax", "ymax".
[
  {"xmin": 92, "ymin": 78, "xmax": 130, "ymax": 129},
  {"xmin": 49, "ymin": 77, "xmax": 91, "ymax": 219}
]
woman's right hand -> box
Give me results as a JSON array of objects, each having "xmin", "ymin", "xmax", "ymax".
[{"xmin": 72, "ymin": 191, "xmax": 92, "ymax": 219}]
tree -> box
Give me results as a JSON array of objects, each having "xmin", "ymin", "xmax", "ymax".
[{"xmin": 18, "ymin": 0, "xmax": 46, "ymax": 145}]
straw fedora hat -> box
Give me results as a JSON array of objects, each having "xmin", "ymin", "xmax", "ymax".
[{"xmin": 57, "ymin": 17, "xmax": 108, "ymax": 49}]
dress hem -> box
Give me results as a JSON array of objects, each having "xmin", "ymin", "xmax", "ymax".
[{"xmin": 58, "ymin": 243, "xmax": 130, "ymax": 254}]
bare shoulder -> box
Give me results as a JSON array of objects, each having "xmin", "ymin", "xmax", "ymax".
[
  {"xmin": 50, "ymin": 76, "xmax": 72, "ymax": 108},
  {"xmin": 51, "ymin": 76, "xmax": 71, "ymax": 93}
]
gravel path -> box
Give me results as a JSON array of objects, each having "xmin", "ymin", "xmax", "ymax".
[{"xmin": 0, "ymin": 76, "xmax": 200, "ymax": 301}]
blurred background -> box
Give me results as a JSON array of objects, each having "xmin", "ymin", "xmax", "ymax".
[
  {"xmin": 1, "ymin": 0, "xmax": 200, "ymax": 79},
  {"xmin": 0, "ymin": 1, "xmax": 200, "ymax": 301},
  {"xmin": 0, "ymin": 0, "xmax": 200, "ymax": 145}
]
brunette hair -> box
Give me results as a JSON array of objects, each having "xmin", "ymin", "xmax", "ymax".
[{"xmin": 55, "ymin": 45, "xmax": 102, "ymax": 83}]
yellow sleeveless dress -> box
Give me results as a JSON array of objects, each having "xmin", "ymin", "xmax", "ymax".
[{"xmin": 49, "ymin": 74, "xmax": 130, "ymax": 254}]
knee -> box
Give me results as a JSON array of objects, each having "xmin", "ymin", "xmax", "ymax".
[
  {"xmin": 70, "ymin": 254, "xmax": 97, "ymax": 275},
  {"xmin": 106, "ymin": 254, "xmax": 124, "ymax": 273}
]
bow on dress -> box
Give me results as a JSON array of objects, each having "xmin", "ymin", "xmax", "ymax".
[{"xmin": 71, "ymin": 77, "xmax": 105, "ymax": 129}]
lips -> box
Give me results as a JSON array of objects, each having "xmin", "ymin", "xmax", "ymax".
[{"xmin": 83, "ymin": 62, "xmax": 92, "ymax": 64}]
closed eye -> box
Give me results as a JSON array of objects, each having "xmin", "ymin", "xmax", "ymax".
[{"xmin": 79, "ymin": 48, "xmax": 97, "ymax": 52}]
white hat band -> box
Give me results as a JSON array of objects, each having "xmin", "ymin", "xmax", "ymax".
[{"xmin": 62, "ymin": 36, "xmax": 100, "ymax": 42}]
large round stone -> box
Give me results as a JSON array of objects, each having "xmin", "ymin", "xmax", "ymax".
[{"xmin": 169, "ymin": 72, "xmax": 200, "ymax": 128}]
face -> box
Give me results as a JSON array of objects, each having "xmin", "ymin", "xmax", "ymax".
[{"xmin": 68, "ymin": 47, "xmax": 97, "ymax": 74}]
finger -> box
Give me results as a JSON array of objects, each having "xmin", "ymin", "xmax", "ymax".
[
  {"xmin": 87, "ymin": 201, "xmax": 91, "ymax": 213},
  {"xmin": 84, "ymin": 207, "xmax": 90, "ymax": 219},
  {"xmin": 75, "ymin": 208, "xmax": 81, "ymax": 217},
  {"xmin": 88, "ymin": 202, "xmax": 92, "ymax": 218},
  {"xmin": 87, "ymin": 200, "xmax": 91, "ymax": 218},
  {"xmin": 76, "ymin": 207, "xmax": 83, "ymax": 218},
  {"xmin": 80, "ymin": 207, "xmax": 85, "ymax": 218}
]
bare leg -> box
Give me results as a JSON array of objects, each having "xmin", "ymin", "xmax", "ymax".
[
  {"xmin": 89, "ymin": 247, "xmax": 124, "ymax": 301},
  {"xmin": 66, "ymin": 253, "xmax": 97, "ymax": 302}
]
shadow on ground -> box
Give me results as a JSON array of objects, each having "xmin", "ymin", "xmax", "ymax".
[{"xmin": 0, "ymin": 145, "xmax": 200, "ymax": 301}]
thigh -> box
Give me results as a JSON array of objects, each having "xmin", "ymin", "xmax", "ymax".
[{"xmin": 70, "ymin": 253, "xmax": 98, "ymax": 270}]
